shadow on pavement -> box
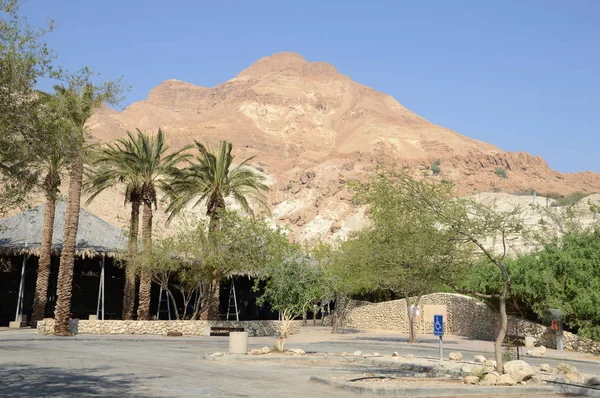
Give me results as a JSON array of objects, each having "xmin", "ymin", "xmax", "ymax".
[{"xmin": 0, "ymin": 364, "xmax": 153, "ymax": 397}]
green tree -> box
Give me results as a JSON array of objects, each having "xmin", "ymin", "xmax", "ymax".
[
  {"xmin": 345, "ymin": 171, "xmax": 468, "ymax": 342},
  {"xmin": 386, "ymin": 171, "xmax": 524, "ymax": 372},
  {"xmin": 52, "ymin": 72, "xmax": 124, "ymax": 336},
  {"xmin": 92, "ymin": 128, "xmax": 190, "ymax": 320},
  {"xmin": 0, "ymin": 0, "xmax": 61, "ymax": 213},
  {"xmin": 165, "ymin": 140, "xmax": 269, "ymax": 229},
  {"xmin": 255, "ymin": 245, "xmax": 324, "ymax": 351}
]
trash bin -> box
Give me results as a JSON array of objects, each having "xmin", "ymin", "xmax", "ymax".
[{"xmin": 229, "ymin": 331, "xmax": 248, "ymax": 354}]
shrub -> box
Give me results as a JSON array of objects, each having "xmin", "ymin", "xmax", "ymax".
[
  {"xmin": 430, "ymin": 159, "xmax": 441, "ymax": 176},
  {"xmin": 550, "ymin": 191, "xmax": 589, "ymax": 207},
  {"xmin": 492, "ymin": 187, "xmax": 502, "ymax": 193},
  {"xmin": 514, "ymin": 188, "xmax": 536, "ymax": 196},
  {"xmin": 495, "ymin": 167, "xmax": 507, "ymax": 178}
]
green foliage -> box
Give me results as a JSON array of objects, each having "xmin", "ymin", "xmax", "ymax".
[
  {"xmin": 164, "ymin": 140, "xmax": 270, "ymax": 225},
  {"xmin": 514, "ymin": 188, "xmax": 536, "ymax": 196},
  {"xmin": 460, "ymin": 230, "xmax": 600, "ymax": 341},
  {"xmin": 550, "ymin": 191, "xmax": 589, "ymax": 208},
  {"xmin": 492, "ymin": 187, "xmax": 502, "ymax": 193},
  {"xmin": 495, "ymin": 167, "xmax": 507, "ymax": 179},
  {"xmin": 430, "ymin": 158, "xmax": 441, "ymax": 175}
]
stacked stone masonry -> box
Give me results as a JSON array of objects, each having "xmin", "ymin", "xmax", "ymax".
[
  {"xmin": 337, "ymin": 293, "xmax": 600, "ymax": 356},
  {"xmin": 36, "ymin": 319, "xmax": 302, "ymax": 337}
]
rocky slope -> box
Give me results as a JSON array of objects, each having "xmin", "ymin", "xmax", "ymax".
[{"xmin": 83, "ymin": 52, "xmax": 600, "ymax": 241}]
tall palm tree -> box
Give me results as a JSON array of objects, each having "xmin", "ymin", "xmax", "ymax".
[
  {"xmin": 164, "ymin": 140, "xmax": 269, "ymax": 319},
  {"xmin": 84, "ymin": 145, "xmax": 143, "ymax": 320},
  {"xmin": 103, "ymin": 128, "xmax": 190, "ymax": 320},
  {"xmin": 53, "ymin": 77, "xmax": 122, "ymax": 336},
  {"xmin": 52, "ymin": 82, "xmax": 103, "ymax": 335}
]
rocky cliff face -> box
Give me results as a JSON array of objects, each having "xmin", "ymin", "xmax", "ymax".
[{"xmin": 84, "ymin": 52, "xmax": 600, "ymax": 241}]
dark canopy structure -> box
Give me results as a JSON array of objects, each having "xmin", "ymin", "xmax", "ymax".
[
  {"xmin": 0, "ymin": 202, "xmax": 127, "ymax": 326},
  {"xmin": 0, "ymin": 202, "xmax": 127, "ymax": 257}
]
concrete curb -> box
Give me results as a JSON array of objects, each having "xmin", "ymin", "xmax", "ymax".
[{"xmin": 310, "ymin": 375, "xmax": 560, "ymax": 397}]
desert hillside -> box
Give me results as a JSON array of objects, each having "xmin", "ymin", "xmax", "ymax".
[{"xmin": 80, "ymin": 52, "xmax": 600, "ymax": 241}]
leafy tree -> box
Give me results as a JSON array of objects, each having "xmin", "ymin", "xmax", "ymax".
[
  {"xmin": 255, "ymin": 244, "xmax": 324, "ymax": 351},
  {"xmin": 344, "ymin": 171, "xmax": 468, "ymax": 342},
  {"xmin": 0, "ymin": 0, "xmax": 61, "ymax": 213},
  {"xmin": 129, "ymin": 211, "xmax": 287, "ymax": 320},
  {"xmin": 385, "ymin": 171, "xmax": 524, "ymax": 372}
]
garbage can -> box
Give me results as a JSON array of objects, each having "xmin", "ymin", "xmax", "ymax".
[{"xmin": 229, "ymin": 331, "xmax": 248, "ymax": 354}]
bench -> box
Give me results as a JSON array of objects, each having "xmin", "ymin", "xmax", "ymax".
[{"xmin": 209, "ymin": 326, "xmax": 244, "ymax": 337}]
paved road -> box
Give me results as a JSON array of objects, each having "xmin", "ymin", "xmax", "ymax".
[{"xmin": 0, "ymin": 328, "xmax": 598, "ymax": 397}]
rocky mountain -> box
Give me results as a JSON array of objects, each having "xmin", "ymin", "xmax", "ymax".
[{"xmin": 85, "ymin": 52, "xmax": 600, "ymax": 241}]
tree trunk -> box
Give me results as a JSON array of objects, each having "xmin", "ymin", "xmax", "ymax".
[
  {"xmin": 53, "ymin": 157, "xmax": 84, "ymax": 336},
  {"xmin": 495, "ymin": 291, "xmax": 509, "ymax": 373},
  {"xmin": 406, "ymin": 294, "xmax": 422, "ymax": 344},
  {"xmin": 137, "ymin": 201, "xmax": 153, "ymax": 320},
  {"xmin": 32, "ymin": 194, "xmax": 57, "ymax": 323},
  {"xmin": 200, "ymin": 282, "xmax": 220, "ymax": 320},
  {"xmin": 122, "ymin": 199, "xmax": 140, "ymax": 320},
  {"xmin": 313, "ymin": 304, "xmax": 317, "ymax": 327}
]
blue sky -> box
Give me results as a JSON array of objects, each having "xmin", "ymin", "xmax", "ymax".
[{"xmin": 23, "ymin": 0, "xmax": 600, "ymax": 173}]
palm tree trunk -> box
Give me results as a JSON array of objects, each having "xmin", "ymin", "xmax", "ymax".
[
  {"xmin": 122, "ymin": 199, "xmax": 140, "ymax": 320},
  {"xmin": 137, "ymin": 201, "xmax": 153, "ymax": 320},
  {"xmin": 31, "ymin": 194, "xmax": 57, "ymax": 323},
  {"xmin": 54, "ymin": 157, "xmax": 84, "ymax": 336}
]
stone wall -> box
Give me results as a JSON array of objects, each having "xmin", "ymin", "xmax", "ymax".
[
  {"xmin": 37, "ymin": 319, "xmax": 302, "ymax": 337},
  {"xmin": 337, "ymin": 293, "xmax": 600, "ymax": 356}
]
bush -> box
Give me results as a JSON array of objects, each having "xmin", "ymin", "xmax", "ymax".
[
  {"xmin": 430, "ymin": 159, "xmax": 441, "ymax": 176},
  {"xmin": 550, "ymin": 191, "xmax": 589, "ymax": 207},
  {"xmin": 514, "ymin": 188, "xmax": 536, "ymax": 196},
  {"xmin": 495, "ymin": 167, "xmax": 507, "ymax": 178}
]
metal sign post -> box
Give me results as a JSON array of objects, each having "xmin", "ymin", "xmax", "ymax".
[{"xmin": 434, "ymin": 314, "xmax": 444, "ymax": 364}]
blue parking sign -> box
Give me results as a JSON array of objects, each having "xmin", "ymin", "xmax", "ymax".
[{"xmin": 434, "ymin": 315, "xmax": 444, "ymax": 336}]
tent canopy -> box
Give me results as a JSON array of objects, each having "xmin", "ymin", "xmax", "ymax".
[{"xmin": 0, "ymin": 202, "xmax": 127, "ymax": 258}]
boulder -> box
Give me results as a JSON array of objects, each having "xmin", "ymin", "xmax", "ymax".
[
  {"xmin": 261, "ymin": 346, "xmax": 271, "ymax": 354},
  {"xmin": 556, "ymin": 362, "xmax": 578, "ymax": 375},
  {"xmin": 370, "ymin": 352, "xmax": 380, "ymax": 356},
  {"xmin": 566, "ymin": 372, "xmax": 582, "ymax": 382},
  {"xmin": 484, "ymin": 360, "xmax": 497, "ymax": 367},
  {"xmin": 448, "ymin": 352, "xmax": 462, "ymax": 361},
  {"xmin": 497, "ymin": 374, "xmax": 517, "ymax": 386},
  {"xmin": 353, "ymin": 350, "xmax": 363, "ymax": 356},
  {"xmin": 534, "ymin": 345, "xmax": 547, "ymax": 356},
  {"xmin": 474, "ymin": 355, "xmax": 487, "ymax": 363},
  {"xmin": 288, "ymin": 348, "xmax": 305, "ymax": 355},
  {"xmin": 483, "ymin": 373, "xmax": 499, "ymax": 385},
  {"xmin": 586, "ymin": 376, "xmax": 600, "ymax": 386},
  {"xmin": 504, "ymin": 360, "xmax": 534, "ymax": 382},
  {"xmin": 539, "ymin": 363, "xmax": 551, "ymax": 373},
  {"xmin": 461, "ymin": 365, "xmax": 472, "ymax": 374},
  {"xmin": 250, "ymin": 349, "xmax": 262, "ymax": 355},
  {"xmin": 529, "ymin": 375, "xmax": 543, "ymax": 386},
  {"xmin": 391, "ymin": 352, "xmax": 398, "ymax": 357},
  {"xmin": 463, "ymin": 376, "xmax": 479, "ymax": 385}
]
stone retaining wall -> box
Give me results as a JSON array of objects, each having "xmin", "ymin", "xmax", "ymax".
[
  {"xmin": 37, "ymin": 319, "xmax": 302, "ymax": 337},
  {"xmin": 337, "ymin": 293, "xmax": 600, "ymax": 356}
]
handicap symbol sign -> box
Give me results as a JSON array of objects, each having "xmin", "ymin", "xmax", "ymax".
[{"xmin": 434, "ymin": 315, "xmax": 444, "ymax": 336}]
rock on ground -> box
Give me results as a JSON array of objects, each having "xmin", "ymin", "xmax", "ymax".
[
  {"xmin": 529, "ymin": 375, "xmax": 543, "ymax": 385},
  {"xmin": 287, "ymin": 348, "xmax": 305, "ymax": 355},
  {"xmin": 539, "ymin": 363, "xmax": 551, "ymax": 373},
  {"xmin": 391, "ymin": 352, "xmax": 398, "ymax": 357},
  {"xmin": 556, "ymin": 362, "xmax": 578, "ymax": 375},
  {"xmin": 261, "ymin": 346, "xmax": 271, "ymax": 354},
  {"xmin": 464, "ymin": 376, "xmax": 479, "ymax": 385},
  {"xmin": 497, "ymin": 374, "xmax": 517, "ymax": 386},
  {"xmin": 473, "ymin": 355, "xmax": 486, "ymax": 363},
  {"xmin": 448, "ymin": 352, "xmax": 462, "ymax": 361},
  {"xmin": 483, "ymin": 373, "xmax": 499, "ymax": 385},
  {"xmin": 484, "ymin": 359, "xmax": 497, "ymax": 367},
  {"xmin": 504, "ymin": 360, "xmax": 534, "ymax": 382},
  {"xmin": 353, "ymin": 350, "xmax": 362, "ymax": 356}
]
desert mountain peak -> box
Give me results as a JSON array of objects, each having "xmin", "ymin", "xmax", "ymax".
[{"xmin": 87, "ymin": 52, "xmax": 600, "ymax": 241}]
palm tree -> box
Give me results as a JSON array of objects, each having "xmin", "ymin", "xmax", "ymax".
[
  {"xmin": 164, "ymin": 140, "xmax": 269, "ymax": 319},
  {"xmin": 101, "ymin": 128, "xmax": 190, "ymax": 320},
  {"xmin": 53, "ymin": 77, "xmax": 122, "ymax": 336},
  {"xmin": 165, "ymin": 140, "xmax": 269, "ymax": 226},
  {"xmin": 84, "ymin": 144, "xmax": 143, "ymax": 320}
]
